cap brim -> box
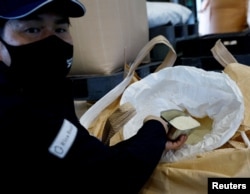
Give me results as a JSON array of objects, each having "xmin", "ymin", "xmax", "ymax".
[{"xmin": 0, "ymin": 0, "xmax": 86, "ymax": 20}]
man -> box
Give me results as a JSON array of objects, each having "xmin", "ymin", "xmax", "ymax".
[{"xmin": 0, "ymin": 0, "xmax": 187, "ymax": 193}]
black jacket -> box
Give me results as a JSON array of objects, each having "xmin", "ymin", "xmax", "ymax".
[{"xmin": 0, "ymin": 62, "xmax": 167, "ymax": 193}]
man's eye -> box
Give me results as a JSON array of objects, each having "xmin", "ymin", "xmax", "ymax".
[
  {"xmin": 25, "ymin": 28, "xmax": 41, "ymax": 33},
  {"xmin": 55, "ymin": 28, "xmax": 67, "ymax": 33}
]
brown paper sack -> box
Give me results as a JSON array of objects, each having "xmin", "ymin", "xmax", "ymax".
[
  {"xmin": 69, "ymin": 0, "xmax": 149, "ymax": 75},
  {"xmin": 198, "ymin": 0, "xmax": 248, "ymax": 35}
]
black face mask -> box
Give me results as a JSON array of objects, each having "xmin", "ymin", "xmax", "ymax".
[{"xmin": 1, "ymin": 35, "xmax": 73, "ymax": 89}]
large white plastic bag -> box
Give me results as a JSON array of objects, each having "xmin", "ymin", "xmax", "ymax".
[{"xmin": 120, "ymin": 66, "xmax": 244, "ymax": 162}]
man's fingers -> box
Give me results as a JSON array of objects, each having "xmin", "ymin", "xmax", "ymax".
[{"xmin": 165, "ymin": 135, "xmax": 187, "ymax": 151}]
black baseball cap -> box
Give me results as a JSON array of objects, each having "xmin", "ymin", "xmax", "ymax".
[{"xmin": 0, "ymin": 0, "xmax": 86, "ymax": 19}]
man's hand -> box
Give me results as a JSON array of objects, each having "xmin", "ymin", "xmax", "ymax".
[
  {"xmin": 143, "ymin": 115, "xmax": 187, "ymax": 151},
  {"xmin": 165, "ymin": 134, "xmax": 187, "ymax": 151}
]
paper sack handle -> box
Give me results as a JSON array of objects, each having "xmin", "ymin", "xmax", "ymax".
[
  {"xmin": 211, "ymin": 39, "xmax": 250, "ymax": 148},
  {"xmin": 80, "ymin": 35, "xmax": 177, "ymax": 128},
  {"xmin": 210, "ymin": 39, "xmax": 238, "ymax": 67}
]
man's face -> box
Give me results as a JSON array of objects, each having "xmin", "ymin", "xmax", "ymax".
[{"xmin": 0, "ymin": 13, "xmax": 73, "ymax": 66}]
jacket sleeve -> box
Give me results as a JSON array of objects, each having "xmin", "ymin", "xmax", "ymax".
[{"xmin": 47, "ymin": 118, "xmax": 167, "ymax": 194}]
